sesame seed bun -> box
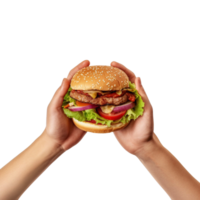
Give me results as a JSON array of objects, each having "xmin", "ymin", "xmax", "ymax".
[{"xmin": 71, "ymin": 66, "xmax": 129, "ymax": 91}]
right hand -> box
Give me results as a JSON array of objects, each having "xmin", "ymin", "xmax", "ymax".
[{"xmin": 111, "ymin": 61, "xmax": 155, "ymax": 155}]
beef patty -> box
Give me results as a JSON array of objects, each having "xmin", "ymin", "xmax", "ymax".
[{"xmin": 70, "ymin": 90, "xmax": 129, "ymax": 106}]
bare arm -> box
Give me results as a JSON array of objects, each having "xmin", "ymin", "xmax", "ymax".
[
  {"xmin": 0, "ymin": 59, "xmax": 92, "ymax": 200},
  {"xmin": 135, "ymin": 132, "xmax": 200, "ymax": 200},
  {"xmin": 0, "ymin": 131, "xmax": 64, "ymax": 200},
  {"xmin": 110, "ymin": 61, "xmax": 200, "ymax": 200}
]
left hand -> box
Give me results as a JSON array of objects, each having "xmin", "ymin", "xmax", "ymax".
[
  {"xmin": 44, "ymin": 60, "xmax": 90, "ymax": 150},
  {"xmin": 111, "ymin": 61, "xmax": 154, "ymax": 155}
]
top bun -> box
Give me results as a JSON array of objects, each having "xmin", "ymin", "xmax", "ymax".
[{"xmin": 71, "ymin": 66, "xmax": 129, "ymax": 91}]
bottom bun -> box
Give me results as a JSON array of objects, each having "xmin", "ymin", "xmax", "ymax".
[{"xmin": 72, "ymin": 118, "xmax": 130, "ymax": 133}]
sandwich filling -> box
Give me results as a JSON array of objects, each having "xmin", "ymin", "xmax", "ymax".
[
  {"xmin": 70, "ymin": 90, "xmax": 135, "ymax": 105},
  {"xmin": 62, "ymin": 82, "xmax": 144, "ymax": 127}
]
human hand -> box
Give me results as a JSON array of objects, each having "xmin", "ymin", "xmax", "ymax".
[
  {"xmin": 111, "ymin": 61, "xmax": 154, "ymax": 155},
  {"xmin": 44, "ymin": 60, "xmax": 90, "ymax": 151}
]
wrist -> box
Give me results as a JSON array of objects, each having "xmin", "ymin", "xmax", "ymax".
[
  {"xmin": 37, "ymin": 131, "xmax": 65, "ymax": 162},
  {"xmin": 135, "ymin": 133, "xmax": 163, "ymax": 161}
]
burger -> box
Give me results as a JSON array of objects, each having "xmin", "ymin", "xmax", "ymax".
[{"xmin": 62, "ymin": 66, "xmax": 144, "ymax": 133}]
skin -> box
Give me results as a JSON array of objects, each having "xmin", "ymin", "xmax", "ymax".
[
  {"xmin": 111, "ymin": 61, "xmax": 200, "ymax": 200},
  {"xmin": 0, "ymin": 60, "xmax": 200, "ymax": 200},
  {"xmin": 45, "ymin": 59, "xmax": 92, "ymax": 151},
  {"xmin": 0, "ymin": 60, "xmax": 90, "ymax": 200},
  {"xmin": 109, "ymin": 61, "xmax": 156, "ymax": 155}
]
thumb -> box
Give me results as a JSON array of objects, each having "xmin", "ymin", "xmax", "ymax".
[
  {"xmin": 57, "ymin": 77, "xmax": 70, "ymax": 107},
  {"xmin": 60, "ymin": 78, "xmax": 70, "ymax": 99}
]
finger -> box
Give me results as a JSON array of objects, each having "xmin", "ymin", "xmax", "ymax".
[
  {"xmin": 111, "ymin": 61, "xmax": 136, "ymax": 83},
  {"xmin": 67, "ymin": 60, "xmax": 90, "ymax": 80},
  {"xmin": 52, "ymin": 77, "xmax": 70, "ymax": 109},
  {"xmin": 49, "ymin": 60, "xmax": 90, "ymax": 111}
]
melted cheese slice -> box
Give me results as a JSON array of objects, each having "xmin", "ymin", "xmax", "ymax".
[
  {"xmin": 82, "ymin": 90, "xmax": 110, "ymax": 99},
  {"xmin": 116, "ymin": 88, "xmax": 135, "ymax": 95},
  {"xmin": 100, "ymin": 105, "xmax": 115, "ymax": 114},
  {"xmin": 116, "ymin": 90, "xmax": 122, "ymax": 95}
]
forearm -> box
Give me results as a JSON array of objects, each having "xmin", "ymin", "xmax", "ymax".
[
  {"xmin": 136, "ymin": 134, "xmax": 200, "ymax": 200},
  {"xmin": 0, "ymin": 131, "xmax": 64, "ymax": 200}
]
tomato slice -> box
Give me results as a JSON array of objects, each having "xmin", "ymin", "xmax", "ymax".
[
  {"xmin": 97, "ymin": 107, "xmax": 126, "ymax": 120},
  {"xmin": 63, "ymin": 104, "xmax": 70, "ymax": 109},
  {"xmin": 76, "ymin": 101, "xmax": 93, "ymax": 107}
]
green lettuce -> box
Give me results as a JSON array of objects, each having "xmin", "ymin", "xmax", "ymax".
[{"xmin": 62, "ymin": 82, "xmax": 144, "ymax": 126}]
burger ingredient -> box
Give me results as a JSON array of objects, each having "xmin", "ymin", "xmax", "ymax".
[
  {"xmin": 116, "ymin": 90, "xmax": 122, "ymax": 95},
  {"xmin": 97, "ymin": 107, "xmax": 126, "ymax": 120},
  {"xmin": 83, "ymin": 91, "xmax": 97, "ymax": 99},
  {"xmin": 113, "ymin": 101, "xmax": 135, "ymax": 113},
  {"xmin": 87, "ymin": 119, "xmax": 122, "ymax": 125},
  {"xmin": 63, "ymin": 104, "xmax": 70, "ymax": 109},
  {"xmin": 102, "ymin": 91, "xmax": 126, "ymax": 98},
  {"xmin": 99, "ymin": 101, "xmax": 135, "ymax": 115},
  {"xmin": 87, "ymin": 119, "xmax": 103, "ymax": 125},
  {"xmin": 76, "ymin": 101, "xmax": 92, "ymax": 107},
  {"xmin": 115, "ymin": 88, "xmax": 136, "ymax": 95},
  {"xmin": 100, "ymin": 105, "xmax": 115, "ymax": 114},
  {"xmin": 74, "ymin": 90, "xmax": 111, "ymax": 99},
  {"xmin": 63, "ymin": 102, "xmax": 75, "ymax": 108},
  {"xmin": 111, "ymin": 118, "xmax": 123, "ymax": 124},
  {"xmin": 126, "ymin": 92, "xmax": 136, "ymax": 102},
  {"xmin": 70, "ymin": 90, "xmax": 128, "ymax": 105},
  {"xmin": 79, "ymin": 88, "xmax": 135, "ymax": 99},
  {"xmin": 82, "ymin": 90, "xmax": 111, "ymax": 98},
  {"xmin": 63, "ymin": 82, "xmax": 145, "ymax": 127},
  {"xmin": 68, "ymin": 104, "xmax": 98, "ymax": 112}
]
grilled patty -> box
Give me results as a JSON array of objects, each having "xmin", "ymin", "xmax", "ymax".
[{"xmin": 70, "ymin": 90, "xmax": 129, "ymax": 106}]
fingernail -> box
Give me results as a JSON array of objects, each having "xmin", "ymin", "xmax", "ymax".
[
  {"xmin": 139, "ymin": 77, "xmax": 142, "ymax": 86},
  {"xmin": 61, "ymin": 78, "xmax": 66, "ymax": 87}
]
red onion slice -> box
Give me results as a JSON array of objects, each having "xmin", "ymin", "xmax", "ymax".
[
  {"xmin": 68, "ymin": 101, "xmax": 134, "ymax": 112},
  {"xmin": 113, "ymin": 101, "xmax": 135, "ymax": 113},
  {"xmin": 68, "ymin": 104, "xmax": 99, "ymax": 112}
]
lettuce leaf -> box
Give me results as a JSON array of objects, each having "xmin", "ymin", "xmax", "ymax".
[{"xmin": 62, "ymin": 82, "xmax": 144, "ymax": 126}]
